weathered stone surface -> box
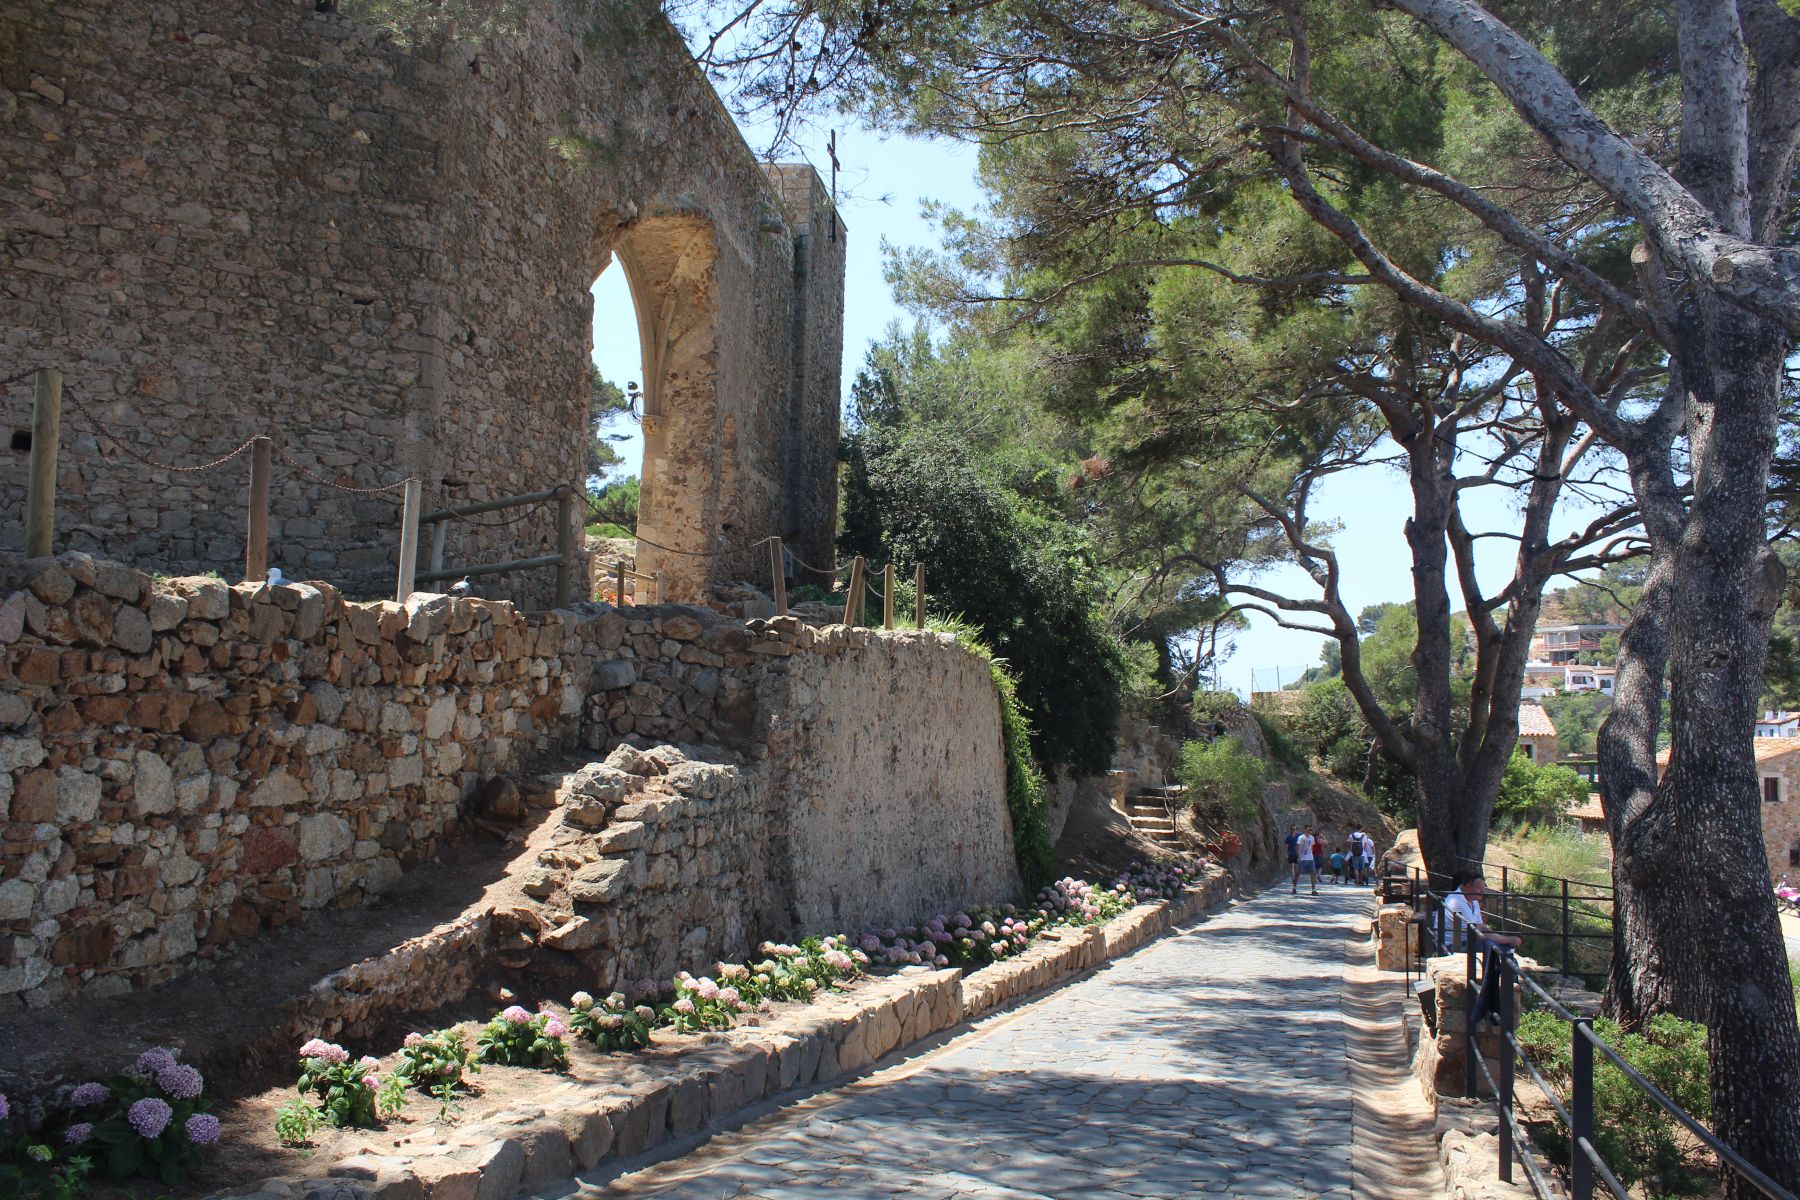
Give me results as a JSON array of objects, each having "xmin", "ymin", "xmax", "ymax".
[
  {"xmin": 594, "ymin": 661, "xmax": 637, "ymax": 691},
  {"xmin": 568, "ymin": 860, "xmax": 631, "ymax": 906},
  {"xmin": 133, "ymin": 751, "xmax": 175, "ymax": 816}
]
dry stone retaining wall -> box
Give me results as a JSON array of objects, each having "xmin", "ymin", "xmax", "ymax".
[{"xmin": 0, "ymin": 553, "xmax": 1016, "ymax": 1010}]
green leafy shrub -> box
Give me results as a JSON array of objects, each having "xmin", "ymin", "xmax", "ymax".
[
  {"xmin": 273, "ymin": 1100, "xmax": 320, "ymax": 1148},
  {"xmin": 1179, "ymin": 736, "xmax": 1266, "ymax": 825},
  {"xmin": 292, "ymin": 1040, "xmax": 386, "ymax": 1130},
  {"xmin": 567, "ymin": 991, "xmax": 657, "ymax": 1053},
  {"xmin": 475, "ymin": 1008, "xmax": 569, "ymax": 1071},
  {"xmin": 841, "ymin": 425, "xmax": 1127, "ymax": 779},
  {"xmin": 1514, "ymin": 1010, "xmax": 1711, "ymax": 1195},
  {"xmin": 396, "ymin": 1029, "xmax": 478, "ymax": 1093},
  {"xmin": 1494, "ymin": 750, "xmax": 1590, "ymax": 825}
]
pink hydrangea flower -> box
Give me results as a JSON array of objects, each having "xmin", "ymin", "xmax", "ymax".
[
  {"xmin": 359, "ymin": 1055, "xmax": 380, "ymax": 1068},
  {"xmin": 362, "ymin": 1075, "xmax": 379, "ymax": 1091},
  {"xmin": 299, "ymin": 1039, "xmax": 348, "ymax": 1064},
  {"xmin": 544, "ymin": 1019, "xmax": 569, "ymax": 1039},
  {"xmin": 719, "ymin": 987, "xmax": 742, "ymax": 1007},
  {"xmin": 403, "ymin": 1032, "xmax": 425, "ymax": 1048},
  {"xmin": 695, "ymin": 978, "xmax": 719, "ymax": 1000},
  {"xmin": 673, "ymin": 998, "xmax": 696, "ymax": 1014},
  {"xmin": 502, "ymin": 1005, "xmax": 532, "ymax": 1025}
]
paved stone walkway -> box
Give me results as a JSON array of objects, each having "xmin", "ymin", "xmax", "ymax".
[{"xmin": 573, "ymin": 884, "xmax": 1389, "ymax": 1200}]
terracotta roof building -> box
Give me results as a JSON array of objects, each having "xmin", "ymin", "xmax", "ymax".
[{"xmin": 1517, "ymin": 702, "xmax": 1559, "ymax": 763}]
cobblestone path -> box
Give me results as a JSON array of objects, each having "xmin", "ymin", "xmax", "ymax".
[{"xmin": 579, "ymin": 884, "xmax": 1379, "ymax": 1199}]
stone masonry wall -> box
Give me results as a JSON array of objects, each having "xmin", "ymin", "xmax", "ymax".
[
  {"xmin": 0, "ymin": 0, "xmax": 844, "ymax": 607},
  {"xmin": 0, "ymin": 553, "xmax": 1014, "ymax": 1010}
]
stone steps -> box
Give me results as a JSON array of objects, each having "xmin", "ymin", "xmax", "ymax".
[{"xmin": 1121, "ymin": 791, "xmax": 1188, "ymax": 849}]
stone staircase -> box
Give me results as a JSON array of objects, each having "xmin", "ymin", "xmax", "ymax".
[{"xmin": 1123, "ymin": 786, "xmax": 1187, "ymax": 851}]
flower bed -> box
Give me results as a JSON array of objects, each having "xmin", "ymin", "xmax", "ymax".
[{"xmin": 2, "ymin": 860, "xmax": 1221, "ymax": 1200}]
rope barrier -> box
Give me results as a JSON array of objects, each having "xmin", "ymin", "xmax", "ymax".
[
  {"xmin": 61, "ymin": 385, "xmax": 264, "ymax": 474},
  {"xmin": 273, "ymin": 444, "xmax": 409, "ymax": 495}
]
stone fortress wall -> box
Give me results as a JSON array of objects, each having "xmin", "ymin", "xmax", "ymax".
[
  {"xmin": 0, "ymin": 552, "xmax": 1016, "ymax": 1011},
  {"xmin": 0, "ymin": 0, "xmax": 845, "ymax": 607}
]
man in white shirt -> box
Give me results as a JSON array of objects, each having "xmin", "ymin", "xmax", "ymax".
[
  {"xmin": 1439, "ymin": 871, "xmax": 1523, "ymax": 953},
  {"xmin": 1359, "ymin": 833, "xmax": 1377, "ymax": 885},
  {"xmin": 1293, "ymin": 826, "xmax": 1320, "ymax": 896}
]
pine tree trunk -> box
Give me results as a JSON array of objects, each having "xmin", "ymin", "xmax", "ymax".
[
  {"xmin": 1662, "ymin": 305, "xmax": 1800, "ymax": 1195},
  {"xmin": 1598, "ymin": 551, "xmax": 1704, "ymax": 1022}
]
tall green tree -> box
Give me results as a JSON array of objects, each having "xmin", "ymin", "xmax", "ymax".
[{"xmin": 695, "ymin": 0, "xmax": 1800, "ymax": 1180}]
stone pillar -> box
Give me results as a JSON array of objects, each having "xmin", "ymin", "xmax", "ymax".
[
  {"xmin": 1374, "ymin": 902, "xmax": 1413, "ymax": 971},
  {"xmin": 1412, "ymin": 955, "xmax": 1506, "ymax": 1107}
]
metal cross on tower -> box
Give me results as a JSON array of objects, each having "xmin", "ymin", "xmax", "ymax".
[{"xmin": 828, "ymin": 130, "xmax": 841, "ymax": 243}]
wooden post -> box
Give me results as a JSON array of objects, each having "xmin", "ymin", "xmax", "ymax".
[
  {"xmin": 554, "ymin": 485, "xmax": 576, "ymax": 607},
  {"xmin": 428, "ymin": 519, "xmax": 448, "ymax": 576},
  {"xmin": 914, "ymin": 563, "xmax": 925, "ymax": 629},
  {"xmin": 616, "ymin": 560, "xmax": 628, "ymax": 607},
  {"xmin": 769, "ymin": 537, "xmax": 788, "ymax": 615},
  {"xmin": 24, "ymin": 367, "xmax": 62, "ymax": 558},
  {"xmin": 654, "ymin": 571, "xmax": 665, "ymax": 604},
  {"xmin": 395, "ymin": 477, "xmax": 421, "ymax": 602},
  {"xmin": 844, "ymin": 555, "xmax": 865, "ymax": 627},
  {"xmin": 244, "ymin": 436, "xmax": 272, "ymax": 582},
  {"xmin": 882, "ymin": 562, "xmax": 895, "ymax": 630}
]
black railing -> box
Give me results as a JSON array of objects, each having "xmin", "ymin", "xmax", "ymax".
[
  {"xmin": 1387, "ymin": 861, "xmax": 1613, "ymax": 993},
  {"xmin": 1467, "ymin": 946, "xmax": 1798, "ymax": 1200}
]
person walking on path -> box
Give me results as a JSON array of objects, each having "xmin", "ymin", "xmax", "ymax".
[
  {"xmin": 1359, "ymin": 831, "xmax": 1377, "ymax": 886},
  {"xmin": 1294, "ymin": 826, "xmax": 1319, "ymax": 895},
  {"xmin": 1285, "ymin": 827, "xmax": 1300, "ymax": 890}
]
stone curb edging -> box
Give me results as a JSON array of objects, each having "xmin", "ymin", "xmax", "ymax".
[{"xmin": 208, "ymin": 875, "xmax": 1231, "ymax": 1200}]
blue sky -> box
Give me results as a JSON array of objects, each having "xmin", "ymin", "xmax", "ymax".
[{"xmin": 587, "ymin": 119, "xmax": 1582, "ymax": 697}]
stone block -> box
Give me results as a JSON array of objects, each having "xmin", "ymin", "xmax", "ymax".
[
  {"xmin": 411, "ymin": 1157, "xmax": 480, "ymax": 1200},
  {"xmin": 56, "ymin": 767, "xmax": 102, "ymax": 823},
  {"xmin": 555, "ymin": 1106, "xmax": 614, "ymax": 1170},
  {"xmin": 513, "ymin": 1122, "xmax": 572, "ymax": 1192},
  {"xmin": 597, "ymin": 821, "xmax": 647, "ymax": 853},
  {"xmin": 458, "ymin": 1138, "xmax": 522, "ymax": 1200},
  {"xmin": 133, "ymin": 751, "xmax": 175, "ymax": 816},
  {"xmin": 594, "ymin": 659, "xmax": 637, "ymax": 690}
]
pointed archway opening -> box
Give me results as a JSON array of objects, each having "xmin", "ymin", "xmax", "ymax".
[{"xmin": 586, "ymin": 262, "xmax": 644, "ymax": 602}]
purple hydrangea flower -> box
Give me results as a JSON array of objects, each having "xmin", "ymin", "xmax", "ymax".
[
  {"xmin": 65, "ymin": 1123, "xmax": 93, "ymax": 1146},
  {"xmin": 70, "ymin": 1082, "xmax": 110, "ymax": 1107},
  {"xmin": 185, "ymin": 1113, "xmax": 221, "ymax": 1146},
  {"xmin": 134, "ymin": 1047, "xmax": 178, "ymax": 1077},
  {"xmin": 0, "ymin": 1090, "xmax": 10, "ymax": 1121},
  {"xmin": 128, "ymin": 1097, "xmax": 174, "ymax": 1139},
  {"xmin": 157, "ymin": 1063, "xmax": 205, "ymax": 1100}
]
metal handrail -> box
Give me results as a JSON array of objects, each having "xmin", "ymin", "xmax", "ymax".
[{"xmin": 1470, "ymin": 946, "xmax": 1799, "ymax": 1200}]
